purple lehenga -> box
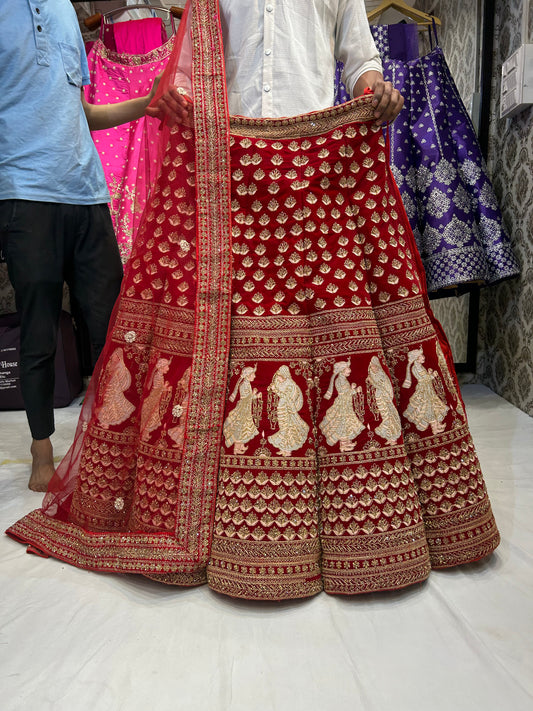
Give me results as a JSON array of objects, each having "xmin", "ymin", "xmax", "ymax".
[{"xmin": 336, "ymin": 23, "xmax": 519, "ymax": 291}]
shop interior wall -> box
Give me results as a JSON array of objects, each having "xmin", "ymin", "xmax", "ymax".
[{"xmin": 476, "ymin": 0, "xmax": 533, "ymax": 416}]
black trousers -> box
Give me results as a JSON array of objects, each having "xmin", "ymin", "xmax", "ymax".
[{"xmin": 0, "ymin": 200, "xmax": 123, "ymax": 439}]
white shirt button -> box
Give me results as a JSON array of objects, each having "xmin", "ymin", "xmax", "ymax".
[
  {"xmin": 264, "ymin": 84, "xmax": 271, "ymax": 92},
  {"xmin": 266, "ymin": 4, "xmax": 273, "ymax": 12},
  {"xmin": 265, "ymin": 48, "xmax": 272, "ymax": 56}
]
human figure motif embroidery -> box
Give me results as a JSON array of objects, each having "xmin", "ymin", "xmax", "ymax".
[
  {"xmin": 168, "ymin": 366, "xmax": 192, "ymax": 449},
  {"xmin": 267, "ymin": 365, "xmax": 309, "ymax": 457},
  {"xmin": 402, "ymin": 348, "xmax": 448, "ymax": 435},
  {"xmin": 96, "ymin": 347, "xmax": 135, "ymax": 429},
  {"xmin": 366, "ymin": 356, "xmax": 402, "ymax": 445},
  {"xmin": 320, "ymin": 360, "xmax": 365, "ymax": 452},
  {"xmin": 140, "ymin": 357, "xmax": 172, "ymax": 441},
  {"xmin": 223, "ymin": 365, "xmax": 262, "ymax": 455}
]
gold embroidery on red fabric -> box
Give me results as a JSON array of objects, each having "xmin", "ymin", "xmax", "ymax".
[
  {"xmin": 168, "ymin": 366, "xmax": 192, "ymax": 449},
  {"xmin": 96, "ymin": 348, "xmax": 135, "ymax": 429},
  {"xmin": 267, "ymin": 366, "xmax": 309, "ymax": 456},
  {"xmin": 403, "ymin": 348, "xmax": 448, "ymax": 435},
  {"xmin": 223, "ymin": 365, "xmax": 262, "ymax": 454},
  {"xmin": 7, "ymin": 48, "xmax": 500, "ymax": 599},
  {"xmin": 230, "ymin": 97, "xmax": 377, "ymax": 138},
  {"xmin": 320, "ymin": 361, "xmax": 365, "ymax": 451},
  {"xmin": 8, "ymin": 511, "xmax": 208, "ymax": 574},
  {"xmin": 321, "ymin": 523, "xmax": 431, "ymax": 594},
  {"xmin": 170, "ymin": 0, "xmax": 233, "ymax": 561},
  {"xmin": 140, "ymin": 358, "xmax": 172, "ymax": 441},
  {"xmin": 366, "ymin": 356, "xmax": 402, "ymax": 444},
  {"xmin": 208, "ymin": 538, "xmax": 322, "ymax": 600}
]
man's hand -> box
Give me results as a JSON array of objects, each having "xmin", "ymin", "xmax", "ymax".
[
  {"xmin": 353, "ymin": 70, "xmax": 404, "ymax": 127},
  {"xmin": 145, "ymin": 86, "xmax": 194, "ymax": 128},
  {"xmin": 369, "ymin": 77, "xmax": 404, "ymax": 127}
]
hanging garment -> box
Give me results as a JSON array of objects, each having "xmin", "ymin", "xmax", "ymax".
[
  {"xmin": 98, "ymin": 15, "xmax": 168, "ymax": 54},
  {"xmin": 7, "ymin": 1, "xmax": 499, "ymax": 600},
  {"xmin": 84, "ymin": 19, "xmax": 174, "ymax": 262},
  {"xmin": 112, "ymin": 16, "xmax": 167, "ymax": 54},
  {"xmin": 336, "ymin": 23, "xmax": 520, "ymax": 291}
]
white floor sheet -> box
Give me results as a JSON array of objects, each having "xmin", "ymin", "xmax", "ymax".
[{"xmin": 1, "ymin": 385, "xmax": 532, "ymax": 711}]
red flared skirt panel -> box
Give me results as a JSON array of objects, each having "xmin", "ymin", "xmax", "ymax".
[{"xmin": 7, "ymin": 98, "xmax": 499, "ymax": 600}]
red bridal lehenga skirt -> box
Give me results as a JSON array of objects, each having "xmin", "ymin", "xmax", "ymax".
[{"xmin": 7, "ymin": 98, "xmax": 499, "ymax": 600}]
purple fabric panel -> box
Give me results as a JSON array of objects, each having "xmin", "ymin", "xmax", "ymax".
[
  {"xmin": 369, "ymin": 24, "xmax": 519, "ymax": 290},
  {"xmin": 334, "ymin": 62, "xmax": 351, "ymax": 105},
  {"xmin": 335, "ymin": 23, "xmax": 418, "ymax": 105},
  {"xmin": 372, "ymin": 22, "xmax": 419, "ymax": 61}
]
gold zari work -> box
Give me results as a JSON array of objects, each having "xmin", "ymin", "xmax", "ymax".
[{"xmin": 7, "ymin": 97, "xmax": 499, "ymax": 601}]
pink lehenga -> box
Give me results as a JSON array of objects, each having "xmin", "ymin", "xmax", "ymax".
[
  {"xmin": 85, "ymin": 18, "xmax": 175, "ymax": 262},
  {"xmin": 7, "ymin": 0, "xmax": 499, "ymax": 600}
]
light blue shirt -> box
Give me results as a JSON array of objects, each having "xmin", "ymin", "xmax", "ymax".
[{"xmin": 0, "ymin": 0, "xmax": 110, "ymax": 204}]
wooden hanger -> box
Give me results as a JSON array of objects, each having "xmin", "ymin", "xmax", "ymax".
[
  {"xmin": 367, "ymin": 0, "xmax": 441, "ymax": 26},
  {"xmin": 84, "ymin": 5, "xmax": 183, "ymax": 31}
]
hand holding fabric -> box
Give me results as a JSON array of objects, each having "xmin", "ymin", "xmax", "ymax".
[
  {"xmin": 353, "ymin": 70, "xmax": 404, "ymax": 127},
  {"xmin": 82, "ymin": 72, "xmax": 171, "ymax": 131},
  {"xmin": 370, "ymin": 77, "xmax": 404, "ymax": 127},
  {"xmin": 146, "ymin": 86, "xmax": 194, "ymax": 128}
]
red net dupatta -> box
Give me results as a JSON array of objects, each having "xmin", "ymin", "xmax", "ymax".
[{"xmin": 7, "ymin": 0, "xmax": 233, "ymax": 580}]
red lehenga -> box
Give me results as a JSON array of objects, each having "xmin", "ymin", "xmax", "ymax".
[{"xmin": 7, "ymin": 0, "xmax": 499, "ymax": 600}]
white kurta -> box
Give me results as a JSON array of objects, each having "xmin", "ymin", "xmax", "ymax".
[{"xmin": 219, "ymin": 0, "xmax": 382, "ymax": 117}]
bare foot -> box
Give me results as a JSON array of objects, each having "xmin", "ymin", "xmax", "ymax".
[{"xmin": 29, "ymin": 438, "xmax": 56, "ymax": 492}]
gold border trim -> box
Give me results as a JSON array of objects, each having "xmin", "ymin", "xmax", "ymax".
[
  {"xmin": 229, "ymin": 96, "xmax": 377, "ymax": 138},
  {"xmin": 174, "ymin": 0, "xmax": 233, "ymax": 561},
  {"xmin": 7, "ymin": 511, "xmax": 204, "ymax": 574},
  {"xmin": 92, "ymin": 34, "xmax": 176, "ymax": 66}
]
